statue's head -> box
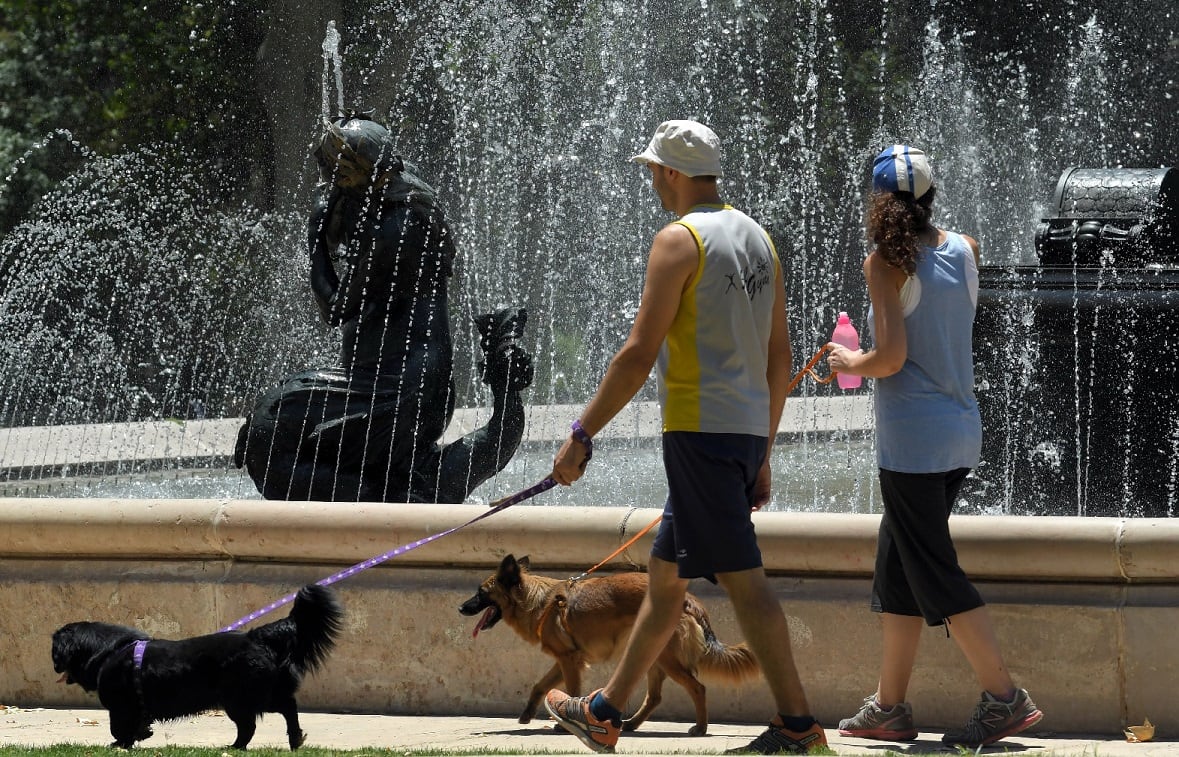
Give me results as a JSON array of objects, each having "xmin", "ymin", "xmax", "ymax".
[{"xmin": 313, "ymin": 114, "xmax": 404, "ymax": 192}]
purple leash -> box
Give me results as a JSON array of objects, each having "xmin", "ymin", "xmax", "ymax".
[{"xmin": 219, "ymin": 477, "xmax": 558, "ymax": 632}]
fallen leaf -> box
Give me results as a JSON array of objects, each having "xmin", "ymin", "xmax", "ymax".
[{"xmin": 1125, "ymin": 717, "xmax": 1155, "ymax": 742}]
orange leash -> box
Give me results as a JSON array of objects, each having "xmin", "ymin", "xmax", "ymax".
[
  {"xmin": 790, "ymin": 343, "xmax": 837, "ymax": 389},
  {"xmin": 568, "ymin": 511, "xmax": 663, "ymax": 583},
  {"xmin": 569, "ymin": 343, "xmax": 838, "ymax": 582}
]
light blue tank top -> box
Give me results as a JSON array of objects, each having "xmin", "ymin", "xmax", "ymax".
[{"xmin": 870, "ymin": 231, "xmax": 981, "ymax": 473}]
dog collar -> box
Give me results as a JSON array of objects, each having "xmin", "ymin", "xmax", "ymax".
[{"xmin": 132, "ymin": 639, "xmax": 148, "ymax": 669}]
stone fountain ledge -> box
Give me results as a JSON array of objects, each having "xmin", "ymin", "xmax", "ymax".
[
  {"xmin": 2, "ymin": 499, "xmax": 1177, "ymax": 735},
  {"xmin": 0, "ymin": 395, "xmax": 870, "ymax": 477}
]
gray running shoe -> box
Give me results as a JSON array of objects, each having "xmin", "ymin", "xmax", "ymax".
[
  {"xmin": 942, "ymin": 688, "xmax": 1043, "ymax": 747},
  {"xmin": 838, "ymin": 695, "xmax": 918, "ymax": 740}
]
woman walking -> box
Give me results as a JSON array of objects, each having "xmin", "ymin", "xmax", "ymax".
[{"xmin": 825, "ymin": 145, "xmax": 1043, "ymax": 748}]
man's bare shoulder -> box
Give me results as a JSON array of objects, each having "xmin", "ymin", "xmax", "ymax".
[
  {"xmin": 653, "ymin": 222, "xmax": 699, "ymax": 258},
  {"xmin": 656, "ymin": 220, "xmax": 696, "ymax": 240}
]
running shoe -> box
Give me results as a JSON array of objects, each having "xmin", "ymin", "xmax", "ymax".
[
  {"xmin": 544, "ymin": 688, "xmax": 620, "ymax": 753},
  {"xmin": 724, "ymin": 720, "xmax": 827, "ymax": 754},
  {"xmin": 941, "ymin": 688, "xmax": 1043, "ymax": 747},
  {"xmin": 838, "ymin": 695, "xmax": 918, "ymax": 740}
]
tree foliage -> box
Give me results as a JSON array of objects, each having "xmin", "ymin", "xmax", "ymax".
[{"xmin": 0, "ymin": 0, "xmax": 274, "ymax": 233}]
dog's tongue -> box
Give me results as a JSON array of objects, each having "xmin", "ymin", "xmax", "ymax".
[{"xmin": 472, "ymin": 607, "xmax": 496, "ymax": 638}]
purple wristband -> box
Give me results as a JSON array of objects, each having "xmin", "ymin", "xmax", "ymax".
[{"xmin": 571, "ymin": 420, "xmax": 593, "ymax": 461}]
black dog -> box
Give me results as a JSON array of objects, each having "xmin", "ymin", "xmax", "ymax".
[{"xmin": 51, "ymin": 584, "xmax": 343, "ymax": 750}]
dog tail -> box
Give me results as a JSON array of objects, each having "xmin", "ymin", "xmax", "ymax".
[
  {"xmin": 684, "ymin": 595, "xmax": 760, "ymax": 682},
  {"xmin": 287, "ymin": 584, "xmax": 345, "ymax": 674}
]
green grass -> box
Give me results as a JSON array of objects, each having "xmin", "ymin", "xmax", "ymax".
[
  {"xmin": 3, "ymin": 749, "xmax": 425, "ymax": 757},
  {"xmin": 0, "ymin": 750, "xmax": 631, "ymax": 757}
]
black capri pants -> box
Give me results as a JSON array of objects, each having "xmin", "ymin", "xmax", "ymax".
[{"xmin": 871, "ymin": 467, "xmax": 984, "ymax": 626}]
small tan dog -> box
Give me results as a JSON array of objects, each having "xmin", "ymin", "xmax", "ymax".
[{"xmin": 459, "ymin": 554, "xmax": 759, "ymax": 736}]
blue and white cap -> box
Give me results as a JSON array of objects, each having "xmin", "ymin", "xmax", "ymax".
[{"xmin": 872, "ymin": 145, "xmax": 933, "ymax": 198}]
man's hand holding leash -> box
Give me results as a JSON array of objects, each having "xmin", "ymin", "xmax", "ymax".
[{"xmin": 552, "ymin": 420, "xmax": 594, "ymax": 485}]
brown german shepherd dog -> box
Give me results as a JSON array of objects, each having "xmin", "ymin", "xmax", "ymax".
[{"xmin": 459, "ymin": 554, "xmax": 759, "ymax": 736}]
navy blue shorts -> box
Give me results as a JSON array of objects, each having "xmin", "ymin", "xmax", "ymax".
[
  {"xmin": 871, "ymin": 467, "xmax": 985, "ymax": 626},
  {"xmin": 650, "ymin": 431, "xmax": 765, "ymax": 581}
]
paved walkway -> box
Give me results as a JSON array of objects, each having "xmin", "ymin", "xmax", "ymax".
[{"xmin": 0, "ymin": 706, "xmax": 1170, "ymax": 755}]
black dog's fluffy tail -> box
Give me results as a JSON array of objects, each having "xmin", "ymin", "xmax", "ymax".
[
  {"xmin": 250, "ymin": 584, "xmax": 344, "ymax": 675},
  {"xmin": 290, "ymin": 584, "xmax": 344, "ymax": 673}
]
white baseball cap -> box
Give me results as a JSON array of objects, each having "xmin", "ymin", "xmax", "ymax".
[{"xmin": 630, "ymin": 120, "xmax": 724, "ymax": 177}]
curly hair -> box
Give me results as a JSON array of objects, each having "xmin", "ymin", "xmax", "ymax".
[{"xmin": 866, "ymin": 187, "xmax": 936, "ymax": 275}]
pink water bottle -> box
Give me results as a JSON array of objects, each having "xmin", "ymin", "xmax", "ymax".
[{"xmin": 831, "ymin": 312, "xmax": 862, "ymax": 389}]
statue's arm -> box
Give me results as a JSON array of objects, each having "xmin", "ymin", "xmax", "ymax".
[
  {"xmin": 309, "ymin": 195, "xmax": 344, "ymax": 325},
  {"xmin": 329, "ymin": 213, "xmax": 387, "ymax": 324}
]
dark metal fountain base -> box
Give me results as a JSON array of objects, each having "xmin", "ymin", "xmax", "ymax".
[
  {"xmin": 974, "ymin": 264, "xmax": 1179, "ymax": 516},
  {"xmin": 972, "ymin": 167, "xmax": 1178, "ymax": 517}
]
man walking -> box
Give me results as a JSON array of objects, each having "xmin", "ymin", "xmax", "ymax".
[{"xmin": 544, "ymin": 119, "xmax": 826, "ymax": 755}]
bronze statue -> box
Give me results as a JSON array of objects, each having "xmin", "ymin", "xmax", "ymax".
[{"xmin": 235, "ymin": 114, "xmax": 533, "ymax": 502}]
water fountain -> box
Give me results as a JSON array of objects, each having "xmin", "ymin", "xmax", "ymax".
[{"xmin": 0, "ymin": 3, "xmax": 1175, "ymax": 516}]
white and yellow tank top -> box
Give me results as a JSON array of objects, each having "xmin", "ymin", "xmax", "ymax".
[{"xmin": 657, "ymin": 204, "xmax": 779, "ymax": 435}]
